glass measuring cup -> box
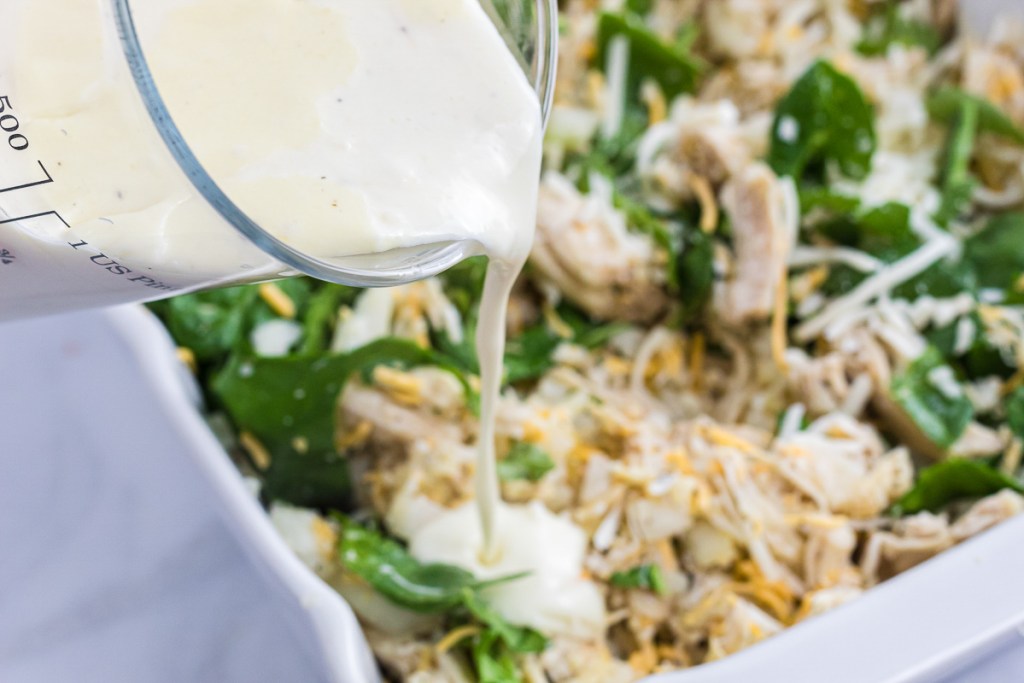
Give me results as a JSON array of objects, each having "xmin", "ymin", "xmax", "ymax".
[{"xmin": 0, "ymin": 0, "xmax": 557, "ymax": 321}]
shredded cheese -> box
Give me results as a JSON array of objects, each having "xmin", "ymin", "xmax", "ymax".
[
  {"xmin": 703, "ymin": 425, "xmax": 759, "ymax": 455},
  {"xmin": 176, "ymin": 346, "xmax": 198, "ymax": 374},
  {"xmin": 372, "ymin": 366, "xmax": 423, "ymax": 406},
  {"xmin": 1001, "ymin": 438, "xmax": 1023, "ymax": 476},
  {"xmin": 336, "ymin": 419, "xmax": 373, "ymax": 450},
  {"xmin": 687, "ymin": 173, "xmax": 719, "ymax": 233},
  {"xmin": 543, "ymin": 302, "xmax": 576, "ymax": 339},
  {"xmin": 435, "ymin": 625, "xmax": 481, "ymax": 655},
  {"xmin": 240, "ymin": 431, "xmax": 272, "ymax": 470},
  {"xmin": 258, "ymin": 282, "xmax": 297, "ymax": 319},
  {"xmin": 788, "ymin": 246, "xmax": 883, "ymax": 273},
  {"xmin": 641, "ymin": 80, "xmax": 668, "ymax": 125},
  {"xmin": 795, "ymin": 238, "xmax": 956, "ymax": 342},
  {"xmin": 601, "ymin": 35, "xmax": 630, "ymax": 140}
]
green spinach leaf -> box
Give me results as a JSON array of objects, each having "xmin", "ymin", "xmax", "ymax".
[
  {"xmin": 926, "ymin": 311, "xmax": 1013, "ymax": 381},
  {"xmin": 338, "ymin": 520, "xmax": 479, "ymax": 613},
  {"xmin": 817, "ymin": 203, "xmax": 916, "ymax": 297},
  {"xmin": 814, "ymin": 203, "xmax": 973, "ymax": 300},
  {"xmin": 595, "ymin": 12, "xmax": 703, "ymax": 106},
  {"xmin": 148, "ymin": 287, "xmax": 262, "ymax": 363},
  {"xmin": 892, "ymin": 459, "xmax": 1023, "ymax": 515},
  {"xmin": 799, "ymin": 187, "xmax": 861, "ymax": 215},
  {"xmin": 625, "ymin": 0, "xmax": 654, "ymax": 15},
  {"xmin": 963, "ymin": 213, "xmax": 1024, "ymax": 291},
  {"xmin": 769, "ymin": 60, "xmax": 876, "ymax": 180},
  {"xmin": 150, "ymin": 279, "xmax": 337, "ymax": 363},
  {"xmin": 890, "ymin": 346, "xmax": 974, "ymax": 449}
]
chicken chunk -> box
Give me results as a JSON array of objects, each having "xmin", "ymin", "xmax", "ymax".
[
  {"xmin": 950, "ymin": 490, "xmax": 1024, "ymax": 541},
  {"xmin": 705, "ymin": 596, "xmax": 784, "ymax": 661},
  {"xmin": 532, "ymin": 172, "xmax": 669, "ymax": 323},
  {"xmin": 540, "ymin": 638, "xmax": 636, "ymax": 683},
  {"xmin": 802, "ymin": 520, "xmax": 859, "ymax": 590},
  {"xmin": 339, "ymin": 384, "xmax": 465, "ymax": 454},
  {"xmin": 860, "ymin": 513, "xmax": 954, "ymax": 583},
  {"xmin": 715, "ymin": 163, "xmax": 797, "ymax": 326},
  {"xmin": 677, "ymin": 127, "xmax": 750, "ymax": 186}
]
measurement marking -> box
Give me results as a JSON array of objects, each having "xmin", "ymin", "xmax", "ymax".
[
  {"xmin": 0, "ymin": 209, "xmax": 70, "ymax": 228},
  {"xmin": 0, "ymin": 248, "xmax": 14, "ymax": 265},
  {"xmin": 0, "ymin": 160, "xmax": 54, "ymax": 194}
]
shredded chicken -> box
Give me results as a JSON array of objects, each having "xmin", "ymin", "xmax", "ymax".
[
  {"xmin": 716, "ymin": 163, "xmax": 797, "ymax": 326},
  {"xmin": 532, "ymin": 173, "xmax": 670, "ymax": 323}
]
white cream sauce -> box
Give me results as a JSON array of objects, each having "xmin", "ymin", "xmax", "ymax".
[{"xmin": 409, "ymin": 502, "xmax": 606, "ymax": 639}]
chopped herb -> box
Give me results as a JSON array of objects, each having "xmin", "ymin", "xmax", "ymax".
[
  {"xmin": 498, "ymin": 443, "xmax": 556, "ymax": 482},
  {"xmin": 472, "ymin": 630, "xmax": 524, "ymax": 683},
  {"xmin": 934, "ymin": 98, "xmax": 979, "ymax": 227},
  {"xmin": 928, "ymin": 87, "xmax": 1024, "ymax": 145},
  {"xmin": 769, "ymin": 60, "xmax": 876, "ymax": 181},
  {"xmin": 890, "ymin": 346, "xmax": 974, "ymax": 450},
  {"xmin": 892, "ymin": 459, "xmax": 1023, "ymax": 515},
  {"xmin": 610, "ymin": 564, "xmax": 668, "ymax": 595}
]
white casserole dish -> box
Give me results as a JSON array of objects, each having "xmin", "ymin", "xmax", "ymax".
[{"xmin": 2, "ymin": 305, "xmax": 1024, "ymax": 683}]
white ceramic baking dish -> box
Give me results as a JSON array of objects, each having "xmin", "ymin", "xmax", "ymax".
[{"xmin": 2, "ymin": 295, "xmax": 1023, "ymax": 683}]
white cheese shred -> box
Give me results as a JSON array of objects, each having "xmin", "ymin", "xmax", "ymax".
[{"xmin": 795, "ymin": 238, "xmax": 957, "ymax": 343}]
